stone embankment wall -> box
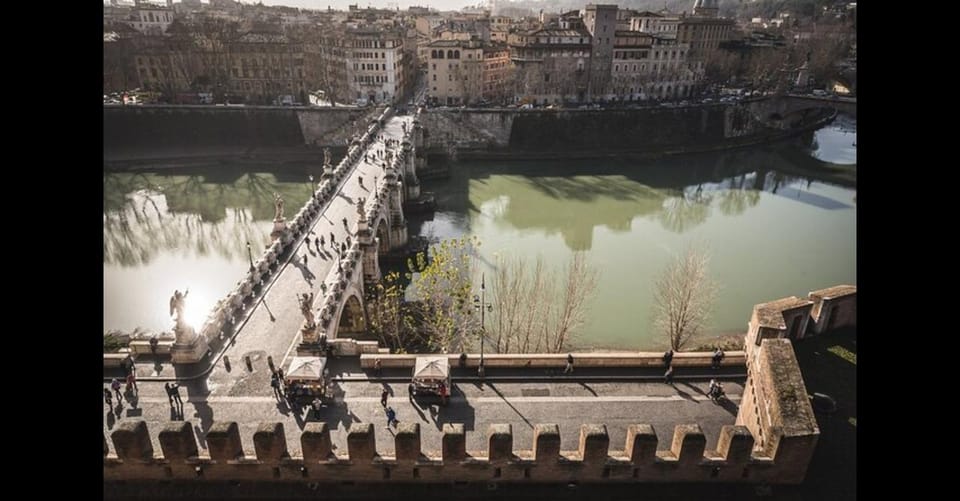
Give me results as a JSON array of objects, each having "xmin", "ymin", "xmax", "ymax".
[
  {"xmin": 103, "ymin": 105, "xmax": 370, "ymax": 163},
  {"xmin": 419, "ymin": 98, "xmax": 838, "ymax": 160}
]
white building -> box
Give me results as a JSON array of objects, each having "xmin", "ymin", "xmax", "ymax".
[
  {"xmin": 345, "ymin": 28, "xmax": 408, "ymax": 105},
  {"xmin": 130, "ymin": 2, "xmax": 174, "ymax": 35}
]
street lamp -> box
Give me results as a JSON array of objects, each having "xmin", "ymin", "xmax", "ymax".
[
  {"xmin": 308, "ymin": 174, "xmax": 316, "ymax": 199},
  {"xmin": 246, "ymin": 241, "xmax": 254, "ymax": 272},
  {"xmin": 473, "ymin": 273, "xmax": 492, "ymax": 378}
]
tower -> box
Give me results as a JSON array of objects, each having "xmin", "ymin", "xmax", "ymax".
[{"xmin": 692, "ymin": 0, "xmax": 719, "ymax": 18}]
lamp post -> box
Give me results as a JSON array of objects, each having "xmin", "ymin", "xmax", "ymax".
[
  {"xmin": 246, "ymin": 241, "xmax": 254, "ymax": 272},
  {"xmin": 473, "ymin": 273, "xmax": 492, "ymax": 378},
  {"xmin": 308, "ymin": 174, "xmax": 315, "ymax": 199}
]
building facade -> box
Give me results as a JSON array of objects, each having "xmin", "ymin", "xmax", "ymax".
[
  {"xmin": 345, "ymin": 28, "xmax": 408, "ymax": 105},
  {"xmin": 583, "ymin": 4, "xmax": 618, "ymax": 100},
  {"xmin": 508, "ymin": 28, "xmax": 592, "ymax": 105}
]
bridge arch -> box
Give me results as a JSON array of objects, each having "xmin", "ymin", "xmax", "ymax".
[
  {"xmin": 375, "ymin": 216, "xmax": 390, "ymax": 254},
  {"xmin": 336, "ymin": 292, "xmax": 367, "ymax": 337}
]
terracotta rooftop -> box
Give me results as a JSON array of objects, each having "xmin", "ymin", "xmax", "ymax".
[
  {"xmin": 808, "ymin": 285, "xmax": 856, "ymax": 301},
  {"xmin": 754, "ymin": 296, "xmax": 813, "ymax": 329}
]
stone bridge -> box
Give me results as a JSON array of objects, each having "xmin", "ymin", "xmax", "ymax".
[
  {"xmin": 303, "ymin": 112, "xmax": 428, "ymax": 348},
  {"xmin": 149, "ymin": 106, "xmax": 429, "ymax": 366}
]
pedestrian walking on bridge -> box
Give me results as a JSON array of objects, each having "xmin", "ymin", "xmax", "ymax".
[
  {"xmin": 381, "ymin": 388, "xmax": 389, "ymax": 407},
  {"xmin": 111, "ymin": 378, "xmax": 123, "ymax": 403},
  {"xmin": 386, "ymin": 406, "xmax": 398, "ymax": 427},
  {"xmin": 564, "ymin": 354, "xmax": 574, "ymax": 374},
  {"xmin": 664, "ymin": 365, "xmax": 674, "ymax": 385}
]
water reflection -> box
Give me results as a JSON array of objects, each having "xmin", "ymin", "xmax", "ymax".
[
  {"xmin": 411, "ymin": 122, "xmax": 856, "ymax": 348},
  {"xmin": 103, "ymin": 170, "xmax": 316, "ymax": 333},
  {"xmin": 103, "ymin": 172, "xmax": 312, "ymax": 266}
]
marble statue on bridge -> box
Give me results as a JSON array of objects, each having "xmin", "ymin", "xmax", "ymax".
[
  {"xmin": 273, "ymin": 193, "xmax": 285, "ymax": 221},
  {"xmin": 323, "ymin": 147, "xmax": 332, "ymax": 168},
  {"xmin": 298, "ymin": 292, "xmax": 316, "ymax": 327},
  {"xmin": 169, "ymin": 289, "xmax": 189, "ymax": 328}
]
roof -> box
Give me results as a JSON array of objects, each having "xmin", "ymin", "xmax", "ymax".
[
  {"xmin": 754, "ymin": 296, "xmax": 814, "ymax": 329},
  {"xmin": 413, "ymin": 356, "xmax": 449, "ymax": 380},
  {"xmin": 633, "ymin": 11, "xmax": 663, "ymax": 17},
  {"xmin": 519, "ymin": 28, "xmax": 590, "ymax": 38},
  {"xmin": 235, "ymin": 31, "xmax": 291, "ymax": 44},
  {"xmin": 808, "ymin": 285, "xmax": 856, "ymax": 301},
  {"xmin": 286, "ymin": 356, "xmax": 326, "ymax": 380}
]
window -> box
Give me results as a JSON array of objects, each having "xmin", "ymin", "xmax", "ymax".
[
  {"xmin": 432, "ymin": 74, "xmax": 436, "ymax": 81},
  {"xmin": 432, "ymin": 63, "xmax": 436, "ymax": 70}
]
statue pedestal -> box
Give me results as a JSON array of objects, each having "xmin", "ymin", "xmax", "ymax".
[
  {"xmin": 301, "ymin": 323, "xmax": 319, "ymax": 344},
  {"xmin": 170, "ymin": 326, "xmax": 209, "ymax": 364}
]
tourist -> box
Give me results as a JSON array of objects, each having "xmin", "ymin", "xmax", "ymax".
[
  {"xmin": 662, "ymin": 349, "xmax": 674, "ymax": 366},
  {"xmin": 305, "ymin": 236, "xmax": 311, "ymax": 249},
  {"xmin": 374, "ymin": 358, "xmax": 382, "ymax": 378},
  {"xmin": 342, "ymin": 217, "xmax": 348, "ymax": 228},
  {"xmin": 341, "ymin": 242, "xmax": 347, "ymax": 254},
  {"xmin": 438, "ymin": 381, "xmax": 448, "ymax": 406},
  {"xmin": 664, "ymin": 365, "xmax": 674, "ymax": 385},
  {"xmin": 385, "ymin": 406, "xmax": 398, "ymax": 427},
  {"xmin": 168, "ymin": 382, "xmax": 184, "ymax": 408},
  {"xmin": 381, "ymin": 388, "xmax": 389, "ymax": 407},
  {"xmin": 359, "ymin": 176, "xmax": 364, "ymax": 188},
  {"xmin": 712, "ymin": 348, "xmax": 725, "ymax": 370},
  {"xmin": 330, "ymin": 233, "xmax": 336, "ymax": 244},
  {"xmin": 104, "ymin": 388, "xmax": 113, "ymax": 408},
  {"xmin": 270, "ymin": 374, "xmax": 283, "ymax": 400},
  {"xmin": 125, "ymin": 371, "xmax": 138, "ymax": 395},
  {"xmin": 111, "ymin": 378, "xmax": 123, "ymax": 403},
  {"xmin": 564, "ymin": 353, "xmax": 574, "ymax": 374},
  {"xmin": 316, "ymin": 237, "xmax": 322, "ymax": 253}
]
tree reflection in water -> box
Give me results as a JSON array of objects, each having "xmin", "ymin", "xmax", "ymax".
[{"xmin": 103, "ymin": 172, "xmax": 311, "ymax": 267}]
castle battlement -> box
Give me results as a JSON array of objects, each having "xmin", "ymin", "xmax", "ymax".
[{"xmin": 105, "ymin": 417, "xmax": 807, "ymax": 484}]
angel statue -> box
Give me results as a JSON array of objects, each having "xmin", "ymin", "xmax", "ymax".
[{"xmin": 298, "ymin": 292, "xmax": 316, "ymax": 327}]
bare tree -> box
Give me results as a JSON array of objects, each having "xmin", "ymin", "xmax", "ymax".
[
  {"xmin": 652, "ymin": 244, "xmax": 719, "ymax": 351},
  {"xmin": 490, "ymin": 252, "xmax": 598, "ymax": 354}
]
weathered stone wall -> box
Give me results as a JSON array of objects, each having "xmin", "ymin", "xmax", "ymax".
[
  {"xmin": 103, "ymin": 419, "xmax": 801, "ymax": 485},
  {"xmin": 419, "ymin": 99, "xmax": 836, "ymax": 159},
  {"xmin": 103, "ymin": 106, "xmax": 368, "ymax": 160}
]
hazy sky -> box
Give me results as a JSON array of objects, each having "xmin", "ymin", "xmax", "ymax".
[{"xmin": 183, "ymin": 1, "xmax": 488, "ymax": 11}]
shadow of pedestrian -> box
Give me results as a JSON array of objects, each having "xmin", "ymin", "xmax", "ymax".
[
  {"xmin": 672, "ymin": 385, "xmax": 698, "ymax": 403},
  {"xmin": 487, "ymin": 383, "xmax": 533, "ymax": 429},
  {"xmin": 578, "ymin": 382, "xmax": 598, "ymax": 396},
  {"xmin": 719, "ymin": 397, "xmax": 739, "ymax": 416},
  {"xmin": 125, "ymin": 393, "xmax": 140, "ymax": 409},
  {"xmin": 105, "ymin": 410, "xmax": 116, "ymax": 429}
]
